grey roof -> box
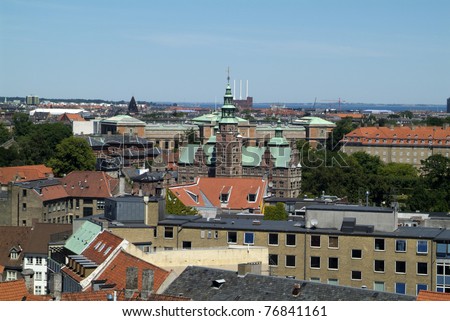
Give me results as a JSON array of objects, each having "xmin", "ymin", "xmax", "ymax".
[
  {"xmin": 306, "ymin": 204, "xmax": 393, "ymax": 213},
  {"xmin": 163, "ymin": 266, "xmax": 415, "ymax": 301},
  {"xmin": 13, "ymin": 178, "xmax": 61, "ymax": 190},
  {"xmin": 157, "ymin": 215, "xmax": 450, "ymax": 239},
  {"xmin": 133, "ymin": 170, "xmax": 177, "ymax": 183}
]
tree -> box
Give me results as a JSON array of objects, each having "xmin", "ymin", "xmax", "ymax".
[
  {"xmin": 12, "ymin": 112, "xmax": 33, "ymax": 137},
  {"xmin": 166, "ymin": 189, "xmax": 199, "ymax": 215},
  {"xmin": 326, "ymin": 117, "xmax": 356, "ymax": 151},
  {"xmin": 264, "ymin": 202, "xmax": 288, "ymax": 221},
  {"xmin": 420, "ymin": 154, "xmax": 450, "ymax": 187},
  {"xmin": 0, "ymin": 123, "xmax": 11, "ymax": 144},
  {"xmin": 47, "ymin": 137, "xmax": 96, "ymax": 176},
  {"xmin": 351, "ymin": 151, "xmax": 383, "ymax": 175}
]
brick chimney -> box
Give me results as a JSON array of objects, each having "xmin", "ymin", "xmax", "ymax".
[{"xmin": 21, "ymin": 269, "xmax": 35, "ymax": 294}]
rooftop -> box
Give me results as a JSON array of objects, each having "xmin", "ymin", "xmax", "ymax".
[
  {"xmin": 0, "ymin": 164, "xmax": 53, "ymax": 185},
  {"xmin": 163, "ymin": 266, "xmax": 415, "ymax": 301}
]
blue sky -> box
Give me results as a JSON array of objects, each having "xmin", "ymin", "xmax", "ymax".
[{"xmin": 1, "ymin": 0, "xmax": 449, "ymax": 104}]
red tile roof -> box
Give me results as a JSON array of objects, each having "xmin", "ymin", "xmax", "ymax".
[
  {"xmin": 169, "ymin": 177, "xmax": 267, "ymax": 211},
  {"xmin": 0, "ymin": 165, "xmax": 53, "ymax": 185},
  {"xmin": 60, "ymin": 171, "xmax": 119, "ymax": 198},
  {"xmin": 342, "ymin": 126, "xmax": 450, "ymax": 147},
  {"xmin": 417, "ymin": 290, "xmax": 450, "ymax": 301},
  {"xmin": 57, "ymin": 113, "xmax": 85, "ymax": 122},
  {"xmin": 38, "ymin": 184, "xmax": 69, "ymax": 201},
  {"xmin": 82, "ymin": 230, "xmax": 124, "ymax": 264},
  {"xmin": 88, "ymin": 250, "xmax": 170, "ymax": 293},
  {"xmin": 0, "ymin": 279, "xmax": 51, "ymax": 301}
]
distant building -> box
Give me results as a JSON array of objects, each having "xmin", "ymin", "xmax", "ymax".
[
  {"xmin": 128, "ymin": 96, "xmax": 139, "ymax": 114},
  {"xmin": 341, "ymin": 125, "xmax": 450, "ymax": 167},
  {"xmin": 447, "ymin": 97, "xmax": 450, "ymax": 113},
  {"xmin": 26, "ymin": 95, "xmax": 39, "ymax": 106},
  {"xmin": 233, "ymin": 96, "xmax": 253, "ymax": 110},
  {"xmin": 100, "ymin": 115, "xmax": 146, "ymax": 136}
]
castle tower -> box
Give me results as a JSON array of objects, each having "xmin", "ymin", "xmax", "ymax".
[{"xmin": 215, "ymin": 73, "xmax": 243, "ymax": 177}]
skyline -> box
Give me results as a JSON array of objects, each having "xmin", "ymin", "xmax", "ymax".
[{"xmin": 1, "ymin": 0, "xmax": 449, "ymax": 105}]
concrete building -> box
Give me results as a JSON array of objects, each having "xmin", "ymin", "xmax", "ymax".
[
  {"xmin": 100, "ymin": 115, "xmax": 146, "ymax": 136},
  {"xmin": 341, "ymin": 125, "xmax": 450, "ymax": 167}
]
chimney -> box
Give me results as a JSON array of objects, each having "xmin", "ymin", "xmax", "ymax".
[
  {"xmin": 140, "ymin": 269, "xmax": 154, "ymax": 300},
  {"xmin": 237, "ymin": 262, "xmax": 262, "ymax": 277},
  {"xmin": 52, "ymin": 273, "xmax": 62, "ymax": 300},
  {"xmin": 125, "ymin": 267, "xmax": 138, "ymax": 299},
  {"xmin": 21, "ymin": 269, "xmax": 35, "ymax": 294}
]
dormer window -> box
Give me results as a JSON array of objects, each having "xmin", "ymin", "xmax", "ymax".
[
  {"xmin": 248, "ymin": 194, "xmax": 257, "ymax": 202},
  {"xmin": 10, "ymin": 251, "xmax": 18, "ymax": 260},
  {"xmin": 220, "ymin": 193, "xmax": 229, "ymax": 203},
  {"xmin": 186, "ymin": 190, "xmax": 199, "ymax": 203},
  {"xmin": 9, "ymin": 247, "xmax": 21, "ymax": 260}
]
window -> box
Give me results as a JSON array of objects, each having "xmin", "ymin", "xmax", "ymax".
[
  {"xmin": 310, "ymin": 277, "xmax": 320, "ymax": 283},
  {"xmin": 84, "ymin": 199, "xmax": 93, "ymax": 204},
  {"xmin": 286, "ymin": 255, "xmax": 296, "ymax": 268},
  {"xmin": 436, "ymin": 262, "xmax": 450, "ymax": 293},
  {"xmin": 268, "ymin": 233, "xmax": 279, "ymax": 246},
  {"xmin": 436, "ymin": 242, "xmax": 450, "ymax": 258},
  {"xmin": 97, "ymin": 200, "xmax": 105, "ymax": 210},
  {"xmin": 244, "ymin": 232, "xmax": 254, "ymax": 245},
  {"xmin": 351, "ymin": 271, "xmax": 362, "ymax": 280},
  {"xmin": 395, "ymin": 240, "xmax": 407, "ymax": 252},
  {"xmin": 374, "ymin": 281, "xmax": 385, "ymax": 292},
  {"xmin": 328, "ymin": 257, "xmax": 339, "ymax": 270},
  {"xmin": 35, "ymin": 272, "xmax": 42, "ymax": 281},
  {"xmin": 22, "ymin": 189, "xmax": 27, "ymax": 197},
  {"xmin": 396, "ymin": 261, "xmax": 406, "ymax": 274},
  {"xmin": 310, "ymin": 256, "xmax": 321, "ymax": 269},
  {"xmin": 328, "ymin": 279, "xmax": 339, "ymax": 285},
  {"xmin": 374, "ymin": 260, "xmax": 385, "ymax": 272},
  {"xmin": 6, "ymin": 271, "xmax": 17, "ymax": 281},
  {"xmin": 35, "ymin": 285, "xmax": 42, "ymax": 295},
  {"xmin": 182, "ymin": 241, "xmax": 192, "ymax": 250},
  {"xmin": 417, "ymin": 240, "xmax": 428, "ymax": 254},
  {"xmin": 417, "ymin": 262, "xmax": 428, "ymax": 275},
  {"xmin": 269, "ymin": 254, "xmax": 278, "ymax": 266},
  {"xmin": 286, "ymin": 234, "xmax": 296, "ymax": 246},
  {"xmin": 164, "ymin": 226, "xmax": 174, "ymax": 239},
  {"xmin": 395, "ymin": 282, "xmax": 406, "ymax": 294},
  {"xmin": 22, "ymin": 203, "xmax": 27, "ymax": 211},
  {"xmin": 227, "ymin": 231, "xmax": 237, "ymax": 244},
  {"xmin": 351, "ymin": 249, "xmax": 362, "ymax": 259},
  {"xmin": 328, "ymin": 236, "xmax": 339, "ymax": 249},
  {"xmin": 220, "ymin": 193, "xmax": 229, "ymax": 203},
  {"xmin": 10, "ymin": 251, "xmax": 19, "ymax": 260},
  {"xmin": 35, "ymin": 257, "xmax": 43, "ymax": 265},
  {"xmin": 26, "ymin": 257, "xmax": 33, "ymax": 265},
  {"xmin": 248, "ymin": 194, "xmax": 257, "ymax": 202},
  {"xmin": 374, "ymin": 238, "xmax": 385, "ymax": 251},
  {"xmin": 310, "ymin": 235, "xmax": 320, "ymax": 248},
  {"xmin": 416, "ymin": 284, "xmax": 428, "ymax": 295}
]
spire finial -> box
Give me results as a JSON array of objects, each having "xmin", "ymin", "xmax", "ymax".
[{"xmin": 227, "ymin": 66, "xmax": 230, "ymax": 84}]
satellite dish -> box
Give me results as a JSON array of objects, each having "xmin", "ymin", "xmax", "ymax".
[{"xmin": 310, "ymin": 218, "xmax": 318, "ymax": 227}]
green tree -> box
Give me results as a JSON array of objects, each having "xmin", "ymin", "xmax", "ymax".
[
  {"xmin": 47, "ymin": 137, "xmax": 96, "ymax": 176},
  {"xmin": 166, "ymin": 189, "xmax": 199, "ymax": 215},
  {"xmin": 0, "ymin": 123, "xmax": 11, "ymax": 144},
  {"xmin": 264, "ymin": 202, "xmax": 288, "ymax": 220},
  {"xmin": 351, "ymin": 151, "xmax": 383, "ymax": 175},
  {"xmin": 13, "ymin": 112, "xmax": 33, "ymax": 137},
  {"xmin": 420, "ymin": 154, "xmax": 450, "ymax": 187},
  {"xmin": 326, "ymin": 117, "xmax": 356, "ymax": 151}
]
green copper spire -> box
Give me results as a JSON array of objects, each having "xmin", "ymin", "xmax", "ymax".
[{"xmin": 220, "ymin": 68, "xmax": 238, "ymax": 124}]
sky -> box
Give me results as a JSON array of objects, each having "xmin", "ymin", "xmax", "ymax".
[{"xmin": 0, "ymin": 0, "xmax": 449, "ymax": 104}]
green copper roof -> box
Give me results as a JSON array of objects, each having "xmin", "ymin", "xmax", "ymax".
[
  {"xmin": 178, "ymin": 144, "xmax": 200, "ymax": 164},
  {"xmin": 103, "ymin": 114, "xmax": 146, "ymax": 125},
  {"xmin": 270, "ymin": 146, "xmax": 292, "ymax": 168},
  {"xmin": 294, "ymin": 116, "xmax": 336, "ymax": 126},
  {"xmin": 64, "ymin": 221, "xmax": 101, "ymax": 254},
  {"xmin": 242, "ymin": 146, "xmax": 265, "ymax": 167}
]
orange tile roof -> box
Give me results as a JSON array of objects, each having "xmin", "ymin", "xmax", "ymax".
[
  {"xmin": 87, "ymin": 250, "xmax": 170, "ymax": 293},
  {"xmin": 0, "ymin": 279, "xmax": 51, "ymax": 301},
  {"xmin": 0, "ymin": 165, "xmax": 53, "ymax": 185},
  {"xmin": 342, "ymin": 126, "xmax": 450, "ymax": 147},
  {"xmin": 38, "ymin": 184, "xmax": 69, "ymax": 201},
  {"xmin": 60, "ymin": 171, "xmax": 119, "ymax": 198},
  {"xmin": 170, "ymin": 177, "xmax": 267, "ymax": 211},
  {"xmin": 82, "ymin": 230, "xmax": 124, "ymax": 264},
  {"xmin": 335, "ymin": 113, "xmax": 364, "ymax": 119},
  {"xmin": 417, "ymin": 290, "xmax": 450, "ymax": 301},
  {"xmin": 57, "ymin": 113, "xmax": 85, "ymax": 122}
]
